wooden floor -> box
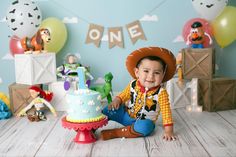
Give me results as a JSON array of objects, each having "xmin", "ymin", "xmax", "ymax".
[{"xmin": 0, "ymin": 108, "xmax": 236, "ymax": 157}]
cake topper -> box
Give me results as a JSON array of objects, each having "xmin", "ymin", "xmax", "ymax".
[
  {"xmin": 20, "ymin": 28, "xmax": 51, "ymax": 54},
  {"xmin": 57, "ymin": 54, "xmax": 93, "ymax": 91},
  {"xmin": 77, "ymin": 67, "xmax": 88, "ymax": 89},
  {"xmin": 17, "ymin": 86, "xmax": 57, "ymax": 122},
  {"xmin": 91, "ymin": 72, "xmax": 113, "ymax": 104}
]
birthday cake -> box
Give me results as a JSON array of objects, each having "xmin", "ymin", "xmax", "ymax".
[{"xmin": 66, "ymin": 89, "xmax": 105, "ymax": 123}]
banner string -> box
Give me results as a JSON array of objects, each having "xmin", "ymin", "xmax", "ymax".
[
  {"xmin": 147, "ymin": 0, "xmax": 168, "ymax": 15},
  {"xmin": 49, "ymin": 0, "xmax": 168, "ymax": 27},
  {"xmin": 50, "ymin": 0, "xmax": 92, "ymax": 24}
]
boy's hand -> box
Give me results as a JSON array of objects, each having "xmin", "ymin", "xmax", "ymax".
[
  {"xmin": 108, "ymin": 97, "xmax": 121, "ymax": 110},
  {"xmin": 163, "ymin": 125, "xmax": 177, "ymax": 141}
]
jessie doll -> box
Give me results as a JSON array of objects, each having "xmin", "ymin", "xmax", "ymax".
[{"xmin": 18, "ymin": 86, "xmax": 57, "ymax": 122}]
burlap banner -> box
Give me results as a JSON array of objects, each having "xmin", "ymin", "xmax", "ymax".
[
  {"xmin": 85, "ymin": 23, "xmax": 104, "ymax": 47},
  {"xmin": 108, "ymin": 27, "xmax": 124, "ymax": 48},
  {"xmin": 86, "ymin": 20, "xmax": 146, "ymax": 49},
  {"xmin": 126, "ymin": 20, "xmax": 146, "ymax": 44}
]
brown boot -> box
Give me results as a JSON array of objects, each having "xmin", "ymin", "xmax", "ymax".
[
  {"xmin": 27, "ymin": 114, "xmax": 36, "ymax": 122},
  {"xmin": 27, "ymin": 114, "xmax": 40, "ymax": 122},
  {"xmin": 101, "ymin": 125, "xmax": 142, "ymax": 140}
]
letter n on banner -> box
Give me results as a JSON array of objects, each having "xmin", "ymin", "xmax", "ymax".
[
  {"xmin": 85, "ymin": 24, "xmax": 104, "ymax": 47},
  {"xmin": 126, "ymin": 20, "xmax": 146, "ymax": 44},
  {"xmin": 108, "ymin": 27, "xmax": 124, "ymax": 49}
]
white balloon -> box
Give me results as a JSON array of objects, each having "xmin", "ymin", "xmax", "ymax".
[
  {"xmin": 6, "ymin": 0, "xmax": 42, "ymax": 38},
  {"xmin": 192, "ymin": 0, "xmax": 228, "ymax": 21}
]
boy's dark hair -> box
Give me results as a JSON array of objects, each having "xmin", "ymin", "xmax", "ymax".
[{"xmin": 136, "ymin": 56, "xmax": 166, "ymax": 71}]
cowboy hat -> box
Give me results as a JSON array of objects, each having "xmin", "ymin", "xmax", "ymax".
[{"xmin": 126, "ymin": 47, "xmax": 176, "ymax": 82}]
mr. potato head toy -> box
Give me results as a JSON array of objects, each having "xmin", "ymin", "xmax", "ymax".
[{"xmin": 186, "ymin": 21, "xmax": 212, "ymax": 48}]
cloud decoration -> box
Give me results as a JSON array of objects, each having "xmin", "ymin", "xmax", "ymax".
[
  {"xmin": 173, "ymin": 35, "xmax": 184, "ymax": 43},
  {"xmin": 101, "ymin": 34, "xmax": 108, "ymax": 41},
  {"xmin": 94, "ymin": 77, "xmax": 105, "ymax": 84},
  {"xmin": 33, "ymin": 0, "xmax": 49, "ymax": 1},
  {"xmin": 74, "ymin": 53, "xmax": 81, "ymax": 60},
  {"xmin": 88, "ymin": 100, "xmax": 95, "ymax": 106},
  {"xmin": 2, "ymin": 53, "xmax": 14, "ymax": 60},
  {"xmin": 63, "ymin": 17, "xmax": 78, "ymax": 23},
  {"xmin": 0, "ymin": 17, "xmax": 6, "ymax": 23},
  {"xmin": 140, "ymin": 15, "xmax": 158, "ymax": 21}
]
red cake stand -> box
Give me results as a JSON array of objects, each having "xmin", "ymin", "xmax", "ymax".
[{"xmin": 61, "ymin": 116, "xmax": 108, "ymax": 144}]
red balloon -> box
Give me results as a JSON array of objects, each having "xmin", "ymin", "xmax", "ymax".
[
  {"xmin": 182, "ymin": 18, "xmax": 213, "ymax": 48},
  {"xmin": 9, "ymin": 35, "xmax": 24, "ymax": 56}
]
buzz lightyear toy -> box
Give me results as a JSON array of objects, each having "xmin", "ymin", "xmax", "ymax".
[{"xmin": 57, "ymin": 54, "xmax": 93, "ymax": 91}]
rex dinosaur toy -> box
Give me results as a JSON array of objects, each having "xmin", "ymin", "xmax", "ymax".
[{"xmin": 91, "ymin": 72, "xmax": 113, "ymax": 104}]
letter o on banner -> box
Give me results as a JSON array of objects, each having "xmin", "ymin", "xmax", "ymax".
[
  {"xmin": 89, "ymin": 29, "xmax": 101, "ymax": 40},
  {"xmin": 86, "ymin": 24, "xmax": 104, "ymax": 47}
]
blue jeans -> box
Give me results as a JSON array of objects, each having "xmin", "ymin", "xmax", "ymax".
[{"xmin": 102, "ymin": 105, "xmax": 155, "ymax": 136}]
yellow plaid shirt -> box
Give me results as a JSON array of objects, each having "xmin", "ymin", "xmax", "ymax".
[{"xmin": 118, "ymin": 80, "xmax": 173, "ymax": 126}]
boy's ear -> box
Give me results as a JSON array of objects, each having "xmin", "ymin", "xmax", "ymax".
[{"xmin": 134, "ymin": 68, "xmax": 139, "ymax": 78}]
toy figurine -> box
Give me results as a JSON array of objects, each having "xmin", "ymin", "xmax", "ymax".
[
  {"xmin": 21, "ymin": 28, "xmax": 51, "ymax": 54},
  {"xmin": 0, "ymin": 92, "xmax": 12, "ymax": 120},
  {"xmin": 91, "ymin": 72, "xmax": 113, "ymax": 104},
  {"xmin": 0, "ymin": 99, "xmax": 12, "ymax": 120},
  {"xmin": 0, "ymin": 92, "xmax": 11, "ymax": 110},
  {"xmin": 186, "ymin": 21, "xmax": 212, "ymax": 48},
  {"xmin": 17, "ymin": 86, "xmax": 57, "ymax": 122},
  {"xmin": 57, "ymin": 54, "xmax": 93, "ymax": 90}
]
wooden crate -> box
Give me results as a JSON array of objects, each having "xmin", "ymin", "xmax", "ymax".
[
  {"xmin": 48, "ymin": 81, "xmax": 71, "ymax": 111},
  {"xmin": 8, "ymin": 83, "xmax": 41, "ymax": 114},
  {"xmin": 166, "ymin": 77, "xmax": 191, "ymax": 109},
  {"xmin": 15, "ymin": 53, "xmax": 56, "ymax": 85},
  {"xmin": 198, "ymin": 78, "xmax": 236, "ymax": 112},
  {"xmin": 182, "ymin": 48, "xmax": 215, "ymax": 79}
]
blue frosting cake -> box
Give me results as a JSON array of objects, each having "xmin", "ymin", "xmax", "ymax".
[{"xmin": 66, "ymin": 89, "xmax": 105, "ymax": 123}]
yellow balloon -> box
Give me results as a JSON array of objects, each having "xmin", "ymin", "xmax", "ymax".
[
  {"xmin": 40, "ymin": 17, "xmax": 67, "ymax": 53},
  {"xmin": 0, "ymin": 92, "xmax": 11, "ymax": 110},
  {"xmin": 212, "ymin": 6, "xmax": 236, "ymax": 48}
]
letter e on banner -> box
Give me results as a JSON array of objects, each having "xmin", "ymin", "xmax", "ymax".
[
  {"xmin": 108, "ymin": 27, "xmax": 124, "ymax": 49},
  {"xmin": 126, "ymin": 20, "xmax": 146, "ymax": 44},
  {"xmin": 85, "ymin": 24, "xmax": 104, "ymax": 47}
]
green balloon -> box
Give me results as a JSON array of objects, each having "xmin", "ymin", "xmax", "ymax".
[
  {"xmin": 212, "ymin": 6, "xmax": 236, "ymax": 48},
  {"xmin": 40, "ymin": 17, "xmax": 67, "ymax": 53}
]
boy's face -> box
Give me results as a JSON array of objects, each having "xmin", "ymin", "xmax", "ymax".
[{"xmin": 134, "ymin": 59, "xmax": 164, "ymax": 89}]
